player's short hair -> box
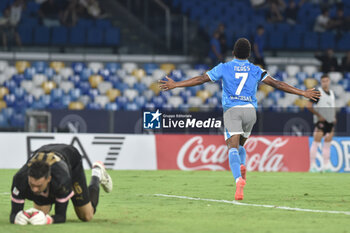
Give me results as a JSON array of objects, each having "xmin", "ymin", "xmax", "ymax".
[
  {"xmin": 233, "ymin": 38, "xmax": 251, "ymax": 59},
  {"xmin": 28, "ymin": 160, "xmax": 51, "ymax": 179},
  {"xmin": 321, "ymin": 74, "xmax": 329, "ymax": 79}
]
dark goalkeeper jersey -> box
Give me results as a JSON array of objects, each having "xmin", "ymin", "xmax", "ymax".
[{"xmin": 10, "ymin": 144, "xmax": 81, "ymax": 223}]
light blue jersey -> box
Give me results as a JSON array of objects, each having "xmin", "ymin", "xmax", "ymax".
[{"xmin": 206, "ymin": 59, "xmax": 268, "ymax": 111}]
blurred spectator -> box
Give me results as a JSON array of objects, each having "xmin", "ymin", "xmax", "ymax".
[
  {"xmin": 79, "ymin": 0, "xmax": 103, "ymax": 19},
  {"xmin": 38, "ymin": 0, "xmax": 63, "ymax": 27},
  {"xmin": 2, "ymin": 0, "xmax": 24, "ymax": 49},
  {"xmin": 285, "ymin": 0, "xmax": 305, "ymax": 25},
  {"xmin": 314, "ymin": 8, "xmax": 330, "ymax": 32},
  {"xmin": 0, "ymin": 8, "xmax": 10, "ymax": 50},
  {"xmin": 329, "ymin": 6, "xmax": 348, "ymax": 35},
  {"xmin": 217, "ymin": 23, "xmax": 227, "ymax": 60},
  {"xmin": 315, "ymin": 49, "xmax": 339, "ymax": 73},
  {"xmin": 267, "ymin": 0, "xmax": 286, "ymax": 23},
  {"xmin": 341, "ymin": 51, "xmax": 350, "ymax": 72},
  {"xmin": 208, "ymin": 31, "xmax": 223, "ymax": 66},
  {"xmin": 62, "ymin": 0, "xmax": 79, "ymax": 27},
  {"xmin": 253, "ymin": 25, "xmax": 266, "ymax": 68},
  {"xmin": 250, "ymin": 0, "xmax": 266, "ymax": 8}
]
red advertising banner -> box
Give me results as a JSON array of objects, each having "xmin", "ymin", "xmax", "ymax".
[{"xmin": 155, "ymin": 135, "xmax": 310, "ymax": 172}]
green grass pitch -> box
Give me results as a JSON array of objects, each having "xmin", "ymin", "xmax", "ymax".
[{"xmin": 0, "ymin": 169, "xmax": 349, "ymax": 233}]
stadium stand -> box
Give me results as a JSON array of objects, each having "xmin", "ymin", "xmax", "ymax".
[{"xmin": 0, "ymin": 59, "xmax": 349, "ymax": 129}]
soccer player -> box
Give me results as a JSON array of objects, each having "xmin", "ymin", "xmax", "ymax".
[
  {"xmin": 159, "ymin": 38, "xmax": 320, "ymax": 200},
  {"xmin": 306, "ymin": 74, "xmax": 336, "ymax": 172},
  {"xmin": 10, "ymin": 144, "xmax": 113, "ymax": 225}
]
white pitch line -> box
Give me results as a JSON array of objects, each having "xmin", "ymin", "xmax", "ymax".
[
  {"xmin": 0, "ymin": 192, "xmax": 10, "ymax": 195},
  {"xmin": 154, "ymin": 194, "xmax": 350, "ymax": 216}
]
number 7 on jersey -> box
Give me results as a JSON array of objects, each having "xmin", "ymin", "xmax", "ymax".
[{"xmin": 235, "ymin": 72, "xmax": 248, "ymax": 95}]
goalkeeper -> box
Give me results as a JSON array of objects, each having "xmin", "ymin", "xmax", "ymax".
[{"xmin": 9, "ymin": 144, "xmax": 113, "ymax": 225}]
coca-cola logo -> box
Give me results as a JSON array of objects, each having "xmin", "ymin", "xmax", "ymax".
[
  {"xmin": 177, "ymin": 136, "xmax": 228, "ymax": 170},
  {"xmin": 245, "ymin": 137, "xmax": 287, "ymax": 172},
  {"xmin": 176, "ymin": 136, "xmax": 288, "ymax": 171}
]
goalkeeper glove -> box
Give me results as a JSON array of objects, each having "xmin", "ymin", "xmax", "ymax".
[
  {"xmin": 14, "ymin": 210, "xmax": 31, "ymax": 225},
  {"xmin": 27, "ymin": 209, "xmax": 53, "ymax": 225}
]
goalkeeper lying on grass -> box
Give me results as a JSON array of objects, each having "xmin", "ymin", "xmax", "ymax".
[{"xmin": 10, "ymin": 144, "xmax": 113, "ymax": 225}]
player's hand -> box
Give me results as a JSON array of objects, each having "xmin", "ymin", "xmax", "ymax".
[
  {"xmin": 159, "ymin": 76, "xmax": 177, "ymax": 91},
  {"xmin": 303, "ymin": 88, "xmax": 321, "ymax": 102},
  {"xmin": 28, "ymin": 210, "xmax": 53, "ymax": 225},
  {"xmin": 14, "ymin": 210, "xmax": 30, "ymax": 225}
]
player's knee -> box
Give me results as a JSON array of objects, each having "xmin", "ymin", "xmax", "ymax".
[{"xmin": 78, "ymin": 212, "xmax": 94, "ymax": 222}]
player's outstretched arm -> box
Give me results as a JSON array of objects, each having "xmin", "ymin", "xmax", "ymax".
[
  {"xmin": 159, "ymin": 74, "xmax": 211, "ymax": 91},
  {"xmin": 263, "ymin": 76, "xmax": 321, "ymax": 101}
]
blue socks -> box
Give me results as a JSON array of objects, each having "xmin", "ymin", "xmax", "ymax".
[
  {"xmin": 239, "ymin": 145, "xmax": 246, "ymax": 166},
  {"xmin": 228, "ymin": 148, "xmax": 241, "ymax": 181}
]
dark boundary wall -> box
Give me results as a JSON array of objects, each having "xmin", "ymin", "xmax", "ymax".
[{"xmin": 48, "ymin": 109, "xmax": 350, "ymax": 136}]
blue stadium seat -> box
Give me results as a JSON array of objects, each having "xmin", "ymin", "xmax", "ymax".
[
  {"xmin": 144, "ymin": 102, "xmax": 156, "ymax": 110},
  {"xmin": 12, "ymin": 74, "xmax": 25, "ymax": 86},
  {"xmin": 88, "ymin": 89, "xmax": 99, "ymax": 100},
  {"xmin": 115, "ymin": 96, "xmax": 128, "ymax": 109},
  {"xmin": 143, "ymin": 63, "xmax": 159, "ymax": 75},
  {"xmin": 18, "ymin": 26, "xmax": 33, "ymax": 45},
  {"xmin": 24, "ymin": 67, "xmax": 36, "ymax": 80},
  {"xmin": 169, "ymin": 69, "xmax": 185, "ymax": 82},
  {"xmin": 268, "ymin": 31, "xmax": 285, "ymax": 49},
  {"xmin": 69, "ymin": 75, "xmax": 81, "ymax": 87},
  {"xmin": 69, "ymin": 88, "xmax": 81, "ymax": 101},
  {"xmin": 24, "ymin": 94, "xmax": 35, "ymax": 107},
  {"xmin": 152, "ymin": 96, "xmax": 166, "ymax": 108},
  {"xmin": 33, "ymin": 61, "xmax": 48, "ymax": 74},
  {"xmin": 44, "ymin": 67, "xmax": 56, "ymax": 78},
  {"xmin": 10, "ymin": 113, "xmax": 25, "ymax": 128},
  {"xmin": 134, "ymin": 96, "xmax": 146, "ymax": 108},
  {"xmin": 95, "ymin": 19, "xmax": 112, "ymax": 29},
  {"xmin": 69, "ymin": 27, "xmax": 86, "ymax": 45},
  {"xmin": 133, "ymin": 83, "xmax": 147, "ymax": 94},
  {"xmin": 187, "ymin": 85, "xmax": 202, "ymax": 96},
  {"xmin": 303, "ymin": 32, "xmax": 319, "ymax": 50},
  {"xmin": 77, "ymin": 81, "xmax": 91, "ymax": 95},
  {"xmin": 114, "ymin": 82, "xmax": 128, "ymax": 92},
  {"xmin": 72, "ymin": 62, "xmax": 86, "ymax": 74},
  {"xmin": 105, "ymin": 63, "xmax": 121, "ymax": 74},
  {"xmin": 194, "ymin": 64, "xmax": 209, "ymax": 71},
  {"xmin": 105, "ymin": 102, "xmax": 118, "ymax": 111},
  {"xmin": 4, "ymin": 80, "xmax": 17, "ymax": 92},
  {"xmin": 4, "ymin": 94, "xmax": 16, "ymax": 107},
  {"xmin": 159, "ymin": 90, "xmax": 172, "ymax": 102},
  {"xmin": 50, "ymin": 88, "xmax": 64, "ymax": 101},
  {"xmin": 61, "ymin": 95, "xmax": 71, "ymax": 107},
  {"xmin": 98, "ymin": 69, "xmax": 111, "ymax": 80},
  {"xmin": 125, "ymin": 102, "xmax": 139, "ymax": 110},
  {"xmin": 320, "ymin": 32, "xmax": 335, "ymax": 50},
  {"xmin": 0, "ymin": 113, "xmax": 9, "ymax": 128},
  {"xmin": 336, "ymin": 32, "xmax": 350, "ymax": 51},
  {"xmin": 2, "ymin": 107, "xmax": 15, "ymax": 119},
  {"xmin": 25, "ymin": 1, "xmax": 40, "ymax": 14},
  {"xmin": 52, "ymin": 27, "xmax": 68, "ymax": 45},
  {"xmin": 81, "ymin": 68, "xmax": 93, "ymax": 81},
  {"xmin": 87, "ymin": 102, "xmax": 102, "ymax": 110},
  {"xmin": 34, "ymin": 26, "xmax": 50, "ymax": 45},
  {"xmin": 104, "ymin": 28, "xmax": 120, "ymax": 46},
  {"xmin": 76, "ymin": 19, "xmax": 94, "ymax": 29},
  {"xmin": 286, "ymin": 32, "xmax": 303, "ymax": 50},
  {"xmin": 108, "ymin": 75, "xmax": 121, "ymax": 86},
  {"xmin": 40, "ymin": 95, "xmax": 52, "ymax": 107},
  {"xmin": 179, "ymin": 89, "xmax": 192, "ymax": 103},
  {"xmin": 50, "ymin": 100, "xmax": 65, "ymax": 109},
  {"xmin": 13, "ymin": 87, "xmax": 26, "ymax": 100},
  {"xmin": 87, "ymin": 28, "xmax": 103, "ymax": 45}
]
